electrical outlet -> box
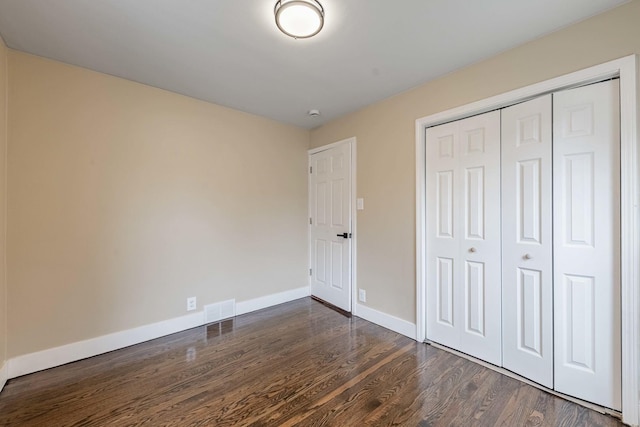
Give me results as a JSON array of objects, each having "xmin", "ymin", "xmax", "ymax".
[
  {"xmin": 187, "ymin": 297, "xmax": 197, "ymax": 311},
  {"xmin": 358, "ymin": 289, "xmax": 366, "ymax": 302}
]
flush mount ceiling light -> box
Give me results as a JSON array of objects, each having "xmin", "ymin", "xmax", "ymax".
[{"xmin": 274, "ymin": 0, "xmax": 324, "ymax": 39}]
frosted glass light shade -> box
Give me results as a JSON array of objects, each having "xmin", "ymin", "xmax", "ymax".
[{"xmin": 274, "ymin": 0, "xmax": 324, "ymax": 39}]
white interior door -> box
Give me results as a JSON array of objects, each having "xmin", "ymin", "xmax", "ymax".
[
  {"xmin": 309, "ymin": 143, "xmax": 352, "ymax": 312},
  {"xmin": 553, "ymin": 80, "xmax": 621, "ymax": 410},
  {"xmin": 501, "ymin": 95, "xmax": 554, "ymax": 388},
  {"xmin": 426, "ymin": 111, "xmax": 502, "ymax": 366},
  {"xmin": 426, "ymin": 119, "xmax": 460, "ymax": 351},
  {"xmin": 457, "ymin": 112, "xmax": 502, "ymax": 366}
]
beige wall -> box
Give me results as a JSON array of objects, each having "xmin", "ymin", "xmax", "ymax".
[
  {"xmin": 7, "ymin": 52, "xmax": 309, "ymax": 358},
  {"xmin": 0, "ymin": 37, "xmax": 7, "ymax": 374},
  {"xmin": 310, "ymin": 1, "xmax": 640, "ymax": 322},
  {"xmin": 4, "ymin": 0, "xmax": 640, "ymax": 360}
]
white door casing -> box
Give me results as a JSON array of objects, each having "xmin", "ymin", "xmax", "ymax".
[
  {"xmin": 426, "ymin": 111, "xmax": 502, "ymax": 366},
  {"xmin": 553, "ymin": 80, "xmax": 621, "ymax": 410},
  {"xmin": 501, "ymin": 95, "xmax": 554, "ymax": 388},
  {"xmin": 309, "ymin": 142, "xmax": 352, "ymax": 312}
]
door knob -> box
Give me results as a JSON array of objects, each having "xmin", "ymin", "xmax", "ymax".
[
  {"xmin": 337, "ymin": 233, "xmax": 351, "ymax": 239},
  {"xmin": 469, "ymin": 247, "xmax": 476, "ymax": 253},
  {"xmin": 523, "ymin": 254, "xmax": 532, "ymax": 260}
]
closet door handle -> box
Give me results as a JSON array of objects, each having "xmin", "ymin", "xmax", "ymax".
[
  {"xmin": 523, "ymin": 253, "xmax": 532, "ymax": 260},
  {"xmin": 468, "ymin": 247, "xmax": 477, "ymax": 253}
]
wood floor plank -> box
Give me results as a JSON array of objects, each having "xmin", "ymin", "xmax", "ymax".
[{"xmin": 0, "ymin": 298, "xmax": 622, "ymax": 426}]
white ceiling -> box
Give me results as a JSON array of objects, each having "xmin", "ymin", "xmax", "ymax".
[{"xmin": 0, "ymin": 0, "xmax": 628, "ymax": 128}]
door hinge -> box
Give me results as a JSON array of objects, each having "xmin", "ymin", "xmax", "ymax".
[
  {"xmin": 309, "ymin": 217, "xmax": 312, "ymax": 225},
  {"xmin": 309, "ymin": 268, "xmax": 312, "ymax": 276},
  {"xmin": 310, "ymin": 166, "xmax": 313, "ymax": 174}
]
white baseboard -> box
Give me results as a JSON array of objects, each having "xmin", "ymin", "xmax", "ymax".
[
  {"xmin": 7, "ymin": 286, "xmax": 310, "ymax": 379},
  {"xmin": 0, "ymin": 361, "xmax": 7, "ymax": 392},
  {"xmin": 236, "ymin": 286, "xmax": 310, "ymax": 315},
  {"xmin": 355, "ymin": 303, "xmax": 417, "ymax": 340},
  {"xmin": 8, "ymin": 311, "xmax": 205, "ymax": 379}
]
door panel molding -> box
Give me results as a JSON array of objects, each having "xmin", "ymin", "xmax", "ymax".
[{"xmin": 416, "ymin": 55, "xmax": 639, "ymax": 425}]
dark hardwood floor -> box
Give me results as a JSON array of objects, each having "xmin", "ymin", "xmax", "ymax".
[{"xmin": 0, "ymin": 298, "xmax": 622, "ymax": 426}]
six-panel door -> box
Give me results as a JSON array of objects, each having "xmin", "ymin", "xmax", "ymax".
[
  {"xmin": 426, "ymin": 111, "xmax": 502, "ymax": 366},
  {"xmin": 553, "ymin": 80, "xmax": 621, "ymax": 411},
  {"xmin": 309, "ymin": 143, "xmax": 352, "ymax": 312},
  {"xmin": 501, "ymin": 95, "xmax": 554, "ymax": 388}
]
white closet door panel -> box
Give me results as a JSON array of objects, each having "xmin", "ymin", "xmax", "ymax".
[
  {"xmin": 456, "ymin": 111, "xmax": 502, "ymax": 366},
  {"xmin": 426, "ymin": 121, "xmax": 461, "ymax": 349},
  {"xmin": 553, "ymin": 80, "xmax": 621, "ymax": 410},
  {"xmin": 501, "ymin": 95, "xmax": 553, "ymax": 388},
  {"xmin": 427, "ymin": 111, "xmax": 500, "ymax": 366}
]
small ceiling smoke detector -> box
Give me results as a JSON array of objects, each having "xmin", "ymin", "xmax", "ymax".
[
  {"xmin": 308, "ymin": 109, "xmax": 321, "ymax": 117},
  {"xmin": 274, "ymin": 0, "xmax": 324, "ymax": 39}
]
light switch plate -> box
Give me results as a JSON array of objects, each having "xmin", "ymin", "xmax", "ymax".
[{"xmin": 356, "ymin": 198, "xmax": 364, "ymax": 210}]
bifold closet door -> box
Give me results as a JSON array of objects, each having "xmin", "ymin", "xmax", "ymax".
[
  {"xmin": 426, "ymin": 111, "xmax": 502, "ymax": 366},
  {"xmin": 501, "ymin": 95, "xmax": 553, "ymax": 388},
  {"xmin": 553, "ymin": 80, "xmax": 621, "ymax": 410}
]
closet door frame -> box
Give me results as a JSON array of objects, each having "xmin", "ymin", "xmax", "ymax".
[{"xmin": 416, "ymin": 55, "xmax": 639, "ymax": 426}]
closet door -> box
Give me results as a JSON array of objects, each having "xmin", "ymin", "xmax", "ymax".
[
  {"xmin": 426, "ymin": 111, "xmax": 502, "ymax": 365},
  {"xmin": 501, "ymin": 95, "xmax": 553, "ymax": 388},
  {"xmin": 457, "ymin": 112, "xmax": 502, "ymax": 365},
  {"xmin": 426, "ymin": 120, "xmax": 460, "ymax": 351},
  {"xmin": 553, "ymin": 80, "xmax": 621, "ymax": 410}
]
